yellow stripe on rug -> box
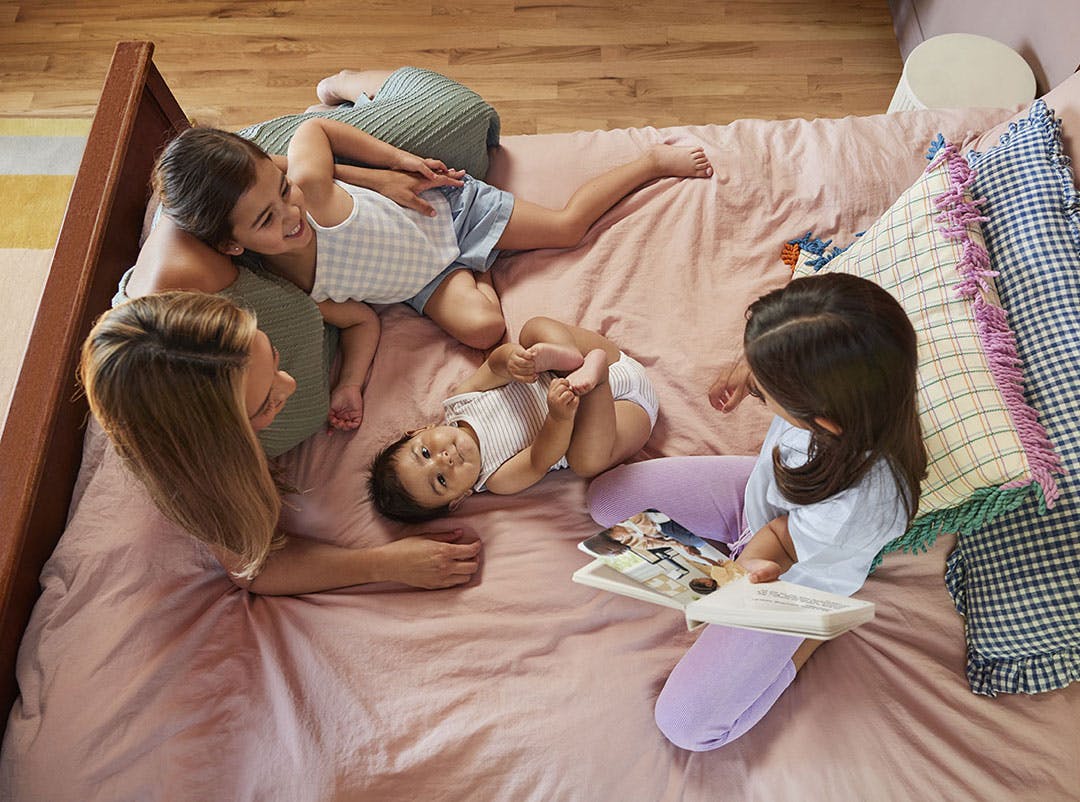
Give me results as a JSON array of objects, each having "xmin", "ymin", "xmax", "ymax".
[{"xmin": 0, "ymin": 118, "xmax": 90, "ymax": 425}]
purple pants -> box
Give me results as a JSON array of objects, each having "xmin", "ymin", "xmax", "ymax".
[{"xmin": 587, "ymin": 456, "xmax": 801, "ymax": 751}]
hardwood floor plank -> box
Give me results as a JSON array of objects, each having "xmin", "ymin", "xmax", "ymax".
[{"xmin": 0, "ymin": 0, "xmax": 903, "ymax": 131}]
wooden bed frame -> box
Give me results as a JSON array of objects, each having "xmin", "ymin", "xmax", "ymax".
[{"xmin": 0, "ymin": 41, "xmax": 188, "ymax": 730}]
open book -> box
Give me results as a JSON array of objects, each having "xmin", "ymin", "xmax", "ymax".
[{"xmin": 572, "ymin": 510, "xmax": 874, "ymax": 640}]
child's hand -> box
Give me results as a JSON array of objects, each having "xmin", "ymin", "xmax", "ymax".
[
  {"xmin": 708, "ymin": 360, "xmax": 752, "ymax": 412},
  {"xmin": 329, "ymin": 383, "xmax": 365, "ymax": 430},
  {"xmin": 737, "ymin": 557, "xmax": 784, "ymax": 584},
  {"xmin": 506, "ymin": 345, "xmax": 539, "ymax": 383},
  {"xmin": 392, "ymin": 152, "xmax": 453, "ymax": 181},
  {"xmin": 368, "ymin": 169, "xmax": 465, "ymax": 216},
  {"xmin": 547, "ymin": 377, "xmax": 579, "ymax": 421}
]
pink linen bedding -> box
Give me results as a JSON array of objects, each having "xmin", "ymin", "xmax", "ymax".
[{"xmin": 3, "ymin": 105, "xmax": 1079, "ymax": 801}]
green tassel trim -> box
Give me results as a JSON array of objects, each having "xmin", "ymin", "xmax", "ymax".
[{"xmin": 869, "ymin": 483, "xmax": 1047, "ymax": 572}]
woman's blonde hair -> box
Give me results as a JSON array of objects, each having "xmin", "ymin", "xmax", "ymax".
[{"xmin": 80, "ymin": 291, "xmax": 284, "ymax": 579}]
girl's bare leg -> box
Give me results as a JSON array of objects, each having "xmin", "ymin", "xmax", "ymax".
[
  {"xmin": 517, "ymin": 317, "xmax": 651, "ymax": 476},
  {"xmin": 423, "ymin": 269, "xmax": 505, "ymax": 350},
  {"xmin": 494, "ymin": 145, "xmax": 713, "ymax": 251},
  {"xmin": 315, "ymin": 69, "xmax": 396, "ymax": 106}
]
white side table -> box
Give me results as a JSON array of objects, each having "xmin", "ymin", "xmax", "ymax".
[{"xmin": 888, "ymin": 33, "xmax": 1036, "ymax": 112}]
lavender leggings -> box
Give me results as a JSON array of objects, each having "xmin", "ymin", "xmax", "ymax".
[{"xmin": 587, "ymin": 456, "xmax": 801, "ymax": 751}]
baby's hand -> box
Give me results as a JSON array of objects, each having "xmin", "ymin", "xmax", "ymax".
[
  {"xmin": 547, "ymin": 377, "xmax": 579, "ymax": 421},
  {"xmin": 329, "ymin": 383, "xmax": 364, "ymax": 431},
  {"xmin": 708, "ymin": 360, "xmax": 752, "ymax": 413},
  {"xmin": 506, "ymin": 345, "xmax": 539, "ymax": 383}
]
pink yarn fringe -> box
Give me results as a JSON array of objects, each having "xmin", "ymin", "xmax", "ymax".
[{"xmin": 926, "ymin": 144, "xmax": 1063, "ymax": 507}]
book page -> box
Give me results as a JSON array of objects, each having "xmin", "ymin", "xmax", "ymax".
[{"xmin": 578, "ymin": 510, "xmax": 727, "ymax": 605}]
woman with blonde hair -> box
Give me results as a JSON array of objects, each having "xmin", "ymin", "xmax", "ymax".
[{"xmin": 81, "ymin": 291, "xmax": 480, "ymax": 594}]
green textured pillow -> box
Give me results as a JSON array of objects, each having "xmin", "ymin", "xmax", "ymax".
[{"xmin": 789, "ymin": 144, "xmax": 1062, "ymax": 565}]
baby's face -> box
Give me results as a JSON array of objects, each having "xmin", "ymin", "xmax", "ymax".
[{"xmin": 396, "ymin": 425, "xmax": 482, "ymax": 510}]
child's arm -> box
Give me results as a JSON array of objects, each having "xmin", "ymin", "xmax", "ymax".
[
  {"xmin": 708, "ymin": 359, "xmax": 752, "ymax": 412},
  {"xmin": 483, "ymin": 378, "xmax": 578, "ymax": 494},
  {"xmin": 317, "ymin": 299, "xmax": 380, "ymax": 431},
  {"xmin": 270, "ymin": 149, "xmax": 464, "ymax": 218},
  {"xmin": 334, "ymin": 164, "xmax": 465, "ymax": 217},
  {"xmin": 288, "ymin": 118, "xmax": 450, "ymax": 196},
  {"xmin": 734, "ymin": 514, "xmax": 798, "ymax": 583}
]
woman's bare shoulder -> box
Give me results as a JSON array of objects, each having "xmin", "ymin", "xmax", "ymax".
[{"xmin": 127, "ymin": 218, "xmax": 238, "ymax": 297}]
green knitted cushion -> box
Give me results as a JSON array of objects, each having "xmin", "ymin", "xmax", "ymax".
[{"xmin": 237, "ymin": 67, "xmax": 501, "ymax": 180}]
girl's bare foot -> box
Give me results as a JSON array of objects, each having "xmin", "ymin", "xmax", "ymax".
[
  {"xmin": 647, "ymin": 144, "xmax": 713, "ymax": 179},
  {"xmin": 315, "ymin": 69, "xmax": 395, "ymax": 106},
  {"xmin": 566, "ymin": 349, "xmax": 609, "ymax": 395},
  {"xmin": 316, "ymin": 70, "xmax": 366, "ymax": 105}
]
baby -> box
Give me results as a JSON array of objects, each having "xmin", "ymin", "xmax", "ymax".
[{"xmin": 369, "ymin": 317, "xmax": 659, "ymax": 522}]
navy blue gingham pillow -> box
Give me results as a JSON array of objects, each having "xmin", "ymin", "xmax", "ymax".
[{"xmin": 946, "ymin": 100, "xmax": 1080, "ymax": 696}]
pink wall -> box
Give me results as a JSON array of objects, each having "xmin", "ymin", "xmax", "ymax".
[{"xmin": 889, "ymin": 0, "xmax": 1079, "ymax": 93}]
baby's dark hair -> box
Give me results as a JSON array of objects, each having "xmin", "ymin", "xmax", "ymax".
[
  {"xmin": 744, "ymin": 272, "xmax": 927, "ymax": 525},
  {"xmin": 152, "ymin": 127, "xmax": 271, "ymax": 249},
  {"xmin": 368, "ymin": 434, "xmax": 452, "ymax": 523}
]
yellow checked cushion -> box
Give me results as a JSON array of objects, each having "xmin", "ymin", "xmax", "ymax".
[{"xmin": 791, "ymin": 147, "xmax": 1060, "ymax": 560}]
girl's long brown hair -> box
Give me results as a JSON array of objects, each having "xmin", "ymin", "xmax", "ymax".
[
  {"xmin": 80, "ymin": 292, "xmax": 284, "ymax": 579},
  {"xmin": 744, "ymin": 273, "xmax": 927, "ymax": 525},
  {"xmin": 152, "ymin": 126, "xmax": 270, "ymax": 249}
]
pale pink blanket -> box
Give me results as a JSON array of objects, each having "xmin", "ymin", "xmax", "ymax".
[{"xmin": 3, "ymin": 105, "xmax": 1079, "ymax": 801}]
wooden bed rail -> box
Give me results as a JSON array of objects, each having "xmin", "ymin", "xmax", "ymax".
[{"xmin": 0, "ymin": 41, "xmax": 188, "ymax": 729}]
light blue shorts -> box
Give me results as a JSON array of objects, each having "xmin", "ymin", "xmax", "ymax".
[{"xmin": 406, "ymin": 174, "xmax": 515, "ymax": 313}]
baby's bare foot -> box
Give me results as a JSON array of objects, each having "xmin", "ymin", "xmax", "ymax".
[
  {"xmin": 567, "ymin": 349, "xmax": 609, "ymax": 395},
  {"xmin": 648, "ymin": 144, "xmax": 713, "ymax": 178},
  {"xmin": 316, "ymin": 69, "xmax": 370, "ymax": 106},
  {"xmin": 529, "ymin": 343, "xmax": 585, "ymax": 374}
]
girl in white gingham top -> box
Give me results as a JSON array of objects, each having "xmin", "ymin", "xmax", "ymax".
[{"xmin": 152, "ymin": 123, "xmax": 713, "ymax": 431}]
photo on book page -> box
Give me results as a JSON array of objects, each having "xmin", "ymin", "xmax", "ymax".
[{"xmin": 578, "ymin": 510, "xmax": 731, "ymax": 604}]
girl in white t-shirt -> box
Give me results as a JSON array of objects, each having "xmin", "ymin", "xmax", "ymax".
[{"xmin": 587, "ymin": 272, "xmax": 927, "ymax": 751}]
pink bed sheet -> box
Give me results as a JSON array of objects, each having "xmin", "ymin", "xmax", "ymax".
[{"xmin": 3, "ymin": 104, "xmax": 1079, "ymax": 802}]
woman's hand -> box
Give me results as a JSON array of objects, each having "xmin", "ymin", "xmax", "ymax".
[
  {"xmin": 708, "ymin": 360, "xmax": 751, "ymax": 412},
  {"xmin": 376, "ymin": 530, "xmax": 481, "ymax": 589}
]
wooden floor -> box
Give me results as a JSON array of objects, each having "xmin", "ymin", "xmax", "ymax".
[{"xmin": 1, "ymin": 0, "xmax": 903, "ymax": 134}]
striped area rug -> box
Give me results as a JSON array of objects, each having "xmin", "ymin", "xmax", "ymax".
[{"xmin": 0, "ymin": 118, "xmax": 89, "ymax": 425}]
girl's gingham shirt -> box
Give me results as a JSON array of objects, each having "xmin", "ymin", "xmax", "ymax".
[{"xmin": 308, "ymin": 180, "xmax": 460, "ymax": 304}]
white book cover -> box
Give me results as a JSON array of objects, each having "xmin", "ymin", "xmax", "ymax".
[{"xmin": 572, "ymin": 510, "xmax": 874, "ymax": 640}]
